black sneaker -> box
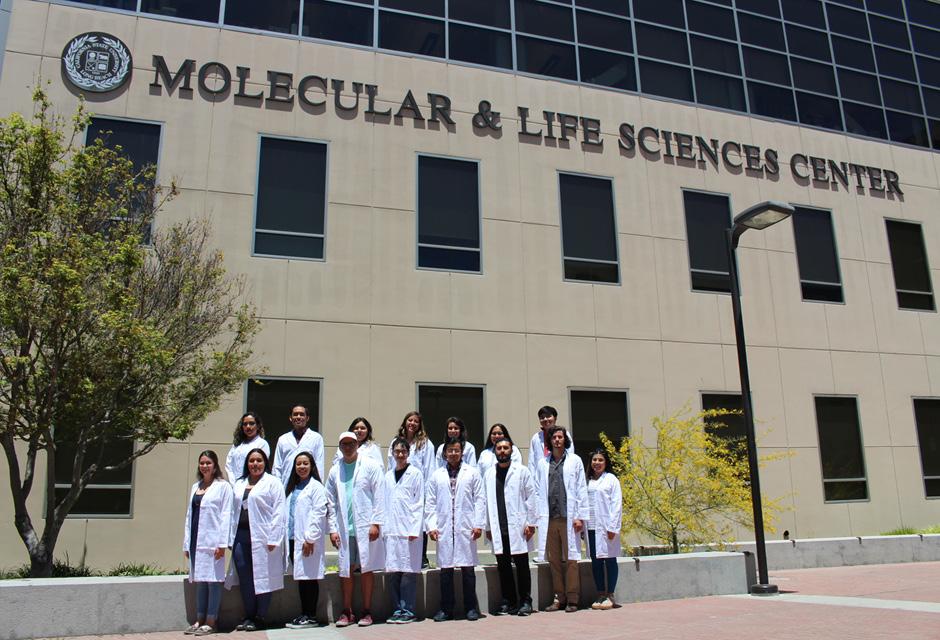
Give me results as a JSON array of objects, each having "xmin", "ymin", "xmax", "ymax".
[
  {"xmin": 494, "ymin": 603, "xmax": 513, "ymax": 616},
  {"xmin": 286, "ymin": 616, "xmax": 316, "ymax": 629},
  {"xmin": 432, "ymin": 610, "xmax": 452, "ymax": 622},
  {"xmin": 517, "ymin": 602, "xmax": 533, "ymax": 617},
  {"xmin": 241, "ymin": 620, "xmax": 257, "ymax": 632},
  {"xmin": 465, "ymin": 609, "xmax": 481, "ymax": 622}
]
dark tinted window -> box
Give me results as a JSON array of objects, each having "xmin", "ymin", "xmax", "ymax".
[
  {"xmin": 843, "ymin": 100, "xmax": 889, "ymax": 138},
  {"xmin": 570, "ymin": 389, "xmax": 629, "ymax": 470},
  {"xmin": 737, "ymin": 0, "xmax": 780, "ymax": 17},
  {"xmin": 559, "ymin": 173, "xmax": 619, "ymax": 283},
  {"xmin": 633, "ymin": 0, "xmax": 684, "ymax": 27},
  {"xmin": 881, "ymin": 78, "xmax": 922, "ymax": 112},
  {"xmin": 303, "ymin": 0, "xmax": 373, "ymax": 45},
  {"xmin": 695, "ymin": 70, "xmax": 747, "ymax": 110},
  {"xmin": 869, "ymin": 15, "xmax": 910, "ymax": 49},
  {"xmin": 379, "ymin": 11, "xmax": 445, "ymax": 57},
  {"xmin": 918, "ymin": 56, "xmax": 940, "ymax": 88},
  {"xmin": 786, "ymin": 24, "xmax": 832, "ymax": 61},
  {"xmin": 747, "ymin": 81, "xmax": 797, "ymax": 120},
  {"xmin": 515, "ymin": 0, "xmax": 574, "ymax": 40},
  {"xmin": 783, "ymin": 0, "xmax": 826, "ymax": 27},
  {"xmin": 639, "ymin": 59, "xmax": 694, "ymax": 100},
  {"xmin": 450, "ymin": 0, "xmax": 511, "ymax": 27},
  {"xmin": 636, "ymin": 24, "xmax": 689, "ymax": 64},
  {"xmin": 517, "ymin": 36, "xmax": 578, "ymax": 79},
  {"xmin": 141, "ymin": 0, "xmax": 220, "ymax": 21},
  {"xmin": 683, "ymin": 190, "xmax": 731, "ymax": 293},
  {"xmin": 577, "ymin": 10, "xmax": 632, "ymax": 52},
  {"xmin": 246, "ymin": 377, "xmax": 321, "ymax": 448},
  {"xmin": 814, "ymin": 396, "xmax": 868, "ymax": 502},
  {"xmin": 738, "ymin": 13, "xmax": 785, "ymax": 49},
  {"xmin": 925, "ymin": 88, "xmax": 940, "ymax": 118},
  {"xmin": 577, "ymin": 0, "xmax": 630, "ymax": 16},
  {"xmin": 912, "ymin": 26, "xmax": 940, "ymax": 58},
  {"xmin": 886, "ymin": 219, "xmax": 934, "ymax": 310},
  {"xmin": 832, "ymin": 36, "xmax": 875, "ymax": 71},
  {"xmin": 254, "ymin": 137, "xmax": 327, "ymax": 260},
  {"xmin": 826, "ymin": 4, "xmax": 869, "ymax": 39},
  {"xmin": 224, "ymin": 0, "xmax": 299, "ymax": 33},
  {"xmin": 792, "ymin": 58, "xmax": 837, "ymax": 94},
  {"xmin": 449, "ymin": 24, "xmax": 513, "ymax": 68},
  {"xmin": 886, "ymin": 110, "xmax": 930, "ymax": 146},
  {"xmin": 418, "ymin": 385, "xmax": 485, "ymax": 451},
  {"xmin": 54, "ymin": 437, "xmax": 134, "ymax": 516},
  {"xmin": 744, "ymin": 47, "xmax": 791, "ymax": 84},
  {"xmin": 914, "ymin": 399, "xmax": 940, "ymax": 497},
  {"xmin": 691, "ymin": 35, "xmax": 741, "ymax": 74},
  {"xmin": 580, "ymin": 48, "xmax": 637, "ymax": 90},
  {"xmin": 381, "ymin": 0, "xmax": 444, "ymax": 15},
  {"xmin": 876, "ymin": 46, "xmax": 917, "ymax": 81},
  {"xmin": 686, "ymin": 1, "xmax": 737, "ymax": 39},
  {"xmin": 838, "ymin": 68, "xmax": 882, "ymax": 104},
  {"xmin": 417, "ymin": 156, "xmax": 481, "ymax": 272},
  {"xmin": 866, "ymin": 0, "xmax": 903, "ymax": 18},
  {"xmin": 72, "ymin": 0, "xmax": 137, "ymax": 9},
  {"xmin": 792, "ymin": 206, "xmax": 843, "ymax": 302},
  {"xmin": 797, "ymin": 92, "xmax": 844, "ymax": 129},
  {"xmin": 702, "ymin": 393, "xmax": 746, "ymax": 469},
  {"xmin": 907, "ymin": 0, "xmax": 940, "ymax": 27}
]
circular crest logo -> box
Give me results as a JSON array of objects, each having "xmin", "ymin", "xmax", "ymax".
[{"xmin": 61, "ymin": 32, "xmax": 132, "ymax": 93}]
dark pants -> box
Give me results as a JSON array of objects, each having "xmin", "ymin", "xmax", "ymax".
[
  {"xmin": 289, "ymin": 540, "xmax": 320, "ymax": 618},
  {"xmin": 439, "ymin": 567, "xmax": 478, "ymax": 615},
  {"xmin": 587, "ymin": 530, "xmax": 619, "ymax": 593},
  {"xmin": 232, "ymin": 527, "xmax": 272, "ymax": 620},
  {"xmin": 422, "ymin": 533, "xmax": 429, "ymax": 565},
  {"xmin": 495, "ymin": 532, "xmax": 531, "ymax": 608}
]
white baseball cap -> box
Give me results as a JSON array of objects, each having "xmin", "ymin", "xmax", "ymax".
[{"xmin": 338, "ymin": 431, "xmax": 357, "ymax": 444}]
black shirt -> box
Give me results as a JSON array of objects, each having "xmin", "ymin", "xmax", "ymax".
[{"xmin": 495, "ymin": 464, "xmax": 510, "ymax": 537}]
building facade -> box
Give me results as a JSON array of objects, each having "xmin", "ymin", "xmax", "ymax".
[{"xmin": 1, "ymin": 0, "xmax": 940, "ymax": 570}]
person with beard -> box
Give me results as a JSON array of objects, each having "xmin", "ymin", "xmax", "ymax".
[{"xmin": 483, "ymin": 437, "xmax": 538, "ymax": 616}]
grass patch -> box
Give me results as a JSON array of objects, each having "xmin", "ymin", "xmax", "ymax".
[
  {"xmin": 881, "ymin": 525, "xmax": 940, "ymax": 535},
  {"xmin": 106, "ymin": 563, "xmax": 170, "ymax": 577}
]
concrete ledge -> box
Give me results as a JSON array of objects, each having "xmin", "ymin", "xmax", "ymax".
[
  {"xmin": 1, "ymin": 552, "xmax": 747, "ymax": 640},
  {"xmin": 714, "ymin": 534, "xmax": 940, "ymax": 570}
]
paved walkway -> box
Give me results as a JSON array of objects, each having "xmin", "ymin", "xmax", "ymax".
[{"xmin": 48, "ymin": 562, "xmax": 940, "ymax": 640}]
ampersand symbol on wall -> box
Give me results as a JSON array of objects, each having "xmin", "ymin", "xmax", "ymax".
[{"xmin": 473, "ymin": 100, "xmax": 501, "ymax": 130}]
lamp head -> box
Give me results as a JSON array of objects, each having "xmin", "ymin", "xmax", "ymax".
[{"xmin": 733, "ymin": 201, "xmax": 794, "ymax": 231}]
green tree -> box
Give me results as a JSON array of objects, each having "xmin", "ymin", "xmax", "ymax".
[
  {"xmin": 605, "ymin": 406, "xmax": 785, "ymax": 554},
  {"xmin": 0, "ymin": 87, "xmax": 258, "ymax": 576}
]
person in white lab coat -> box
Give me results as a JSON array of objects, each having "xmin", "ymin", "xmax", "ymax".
[
  {"xmin": 273, "ymin": 404, "xmax": 325, "ymax": 484},
  {"xmin": 477, "ymin": 423, "xmax": 522, "ymax": 479},
  {"xmin": 331, "ymin": 417, "xmax": 384, "ymax": 470},
  {"xmin": 327, "ymin": 431, "xmax": 387, "ymax": 628},
  {"xmin": 225, "ymin": 412, "xmax": 270, "ymax": 483},
  {"xmin": 384, "ymin": 437, "xmax": 425, "ymax": 624},
  {"xmin": 535, "ymin": 426, "xmax": 588, "ymax": 613},
  {"xmin": 386, "ymin": 411, "xmax": 435, "ymax": 568},
  {"xmin": 226, "ymin": 448, "xmax": 286, "ymax": 631},
  {"xmin": 283, "ymin": 451, "xmax": 325, "ymax": 629},
  {"xmin": 484, "ymin": 438, "xmax": 537, "ymax": 617},
  {"xmin": 585, "ymin": 448, "xmax": 622, "ymax": 611},
  {"xmin": 183, "ymin": 450, "xmax": 233, "ymax": 636},
  {"xmin": 434, "ymin": 416, "xmax": 477, "ymax": 469},
  {"xmin": 528, "ymin": 406, "xmax": 574, "ymax": 476},
  {"xmin": 426, "ymin": 437, "xmax": 486, "ymax": 622}
]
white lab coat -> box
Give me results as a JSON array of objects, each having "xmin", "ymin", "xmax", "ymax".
[
  {"xmin": 478, "ymin": 445, "xmax": 522, "ymax": 480},
  {"xmin": 226, "ymin": 473, "xmax": 286, "ymax": 594},
  {"xmin": 435, "ymin": 442, "xmax": 477, "ymax": 469},
  {"xmin": 425, "ymin": 464, "xmax": 486, "ymax": 568},
  {"xmin": 587, "ymin": 472, "xmax": 622, "ymax": 559},
  {"xmin": 183, "ymin": 479, "xmax": 233, "ymax": 583},
  {"xmin": 387, "ymin": 438, "xmax": 435, "ymax": 484},
  {"xmin": 535, "ymin": 453, "xmax": 589, "ymax": 562},
  {"xmin": 384, "ymin": 465, "xmax": 425, "ymax": 573},
  {"xmin": 326, "ymin": 457, "xmax": 387, "ymax": 578},
  {"xmin": 527, "ymin": 429, "xmax": 575, "ymax": 476},
  {"xmin": 291, "ymin": 479, "xmax": 328, "ymax": 580},
  {"xmin": 274, "ymin": 429, "xmax": 325, "ymax": 485},
  {"xmin": 225, "ymin": 437, "xmax": 270, "ymax": 482},
  {"xmin": 483, "ymin": 463, "xmax": 538, "ymax": 555},
  {"xmin": 331, "ymin": 440, "xmax": 384, "ymax": 471}
]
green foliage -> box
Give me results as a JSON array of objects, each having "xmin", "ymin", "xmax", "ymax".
[
  {"xmin": 0, "ymin": 86, "xmax": 259, "ymax": 576},
  {"xmin": 604, "ymin": 406, "xmax": 786, "ymax": 554},
  {"xmin": 106, "ymin": 562, "xmax": 173, "ymax": 577},
  {"xmin": 0, "ymin": 557, "xmax": 94, "ymax": 579},
  {"xmin": 880, "ymin": 525, "xmax": 940, "ymax": 535}
]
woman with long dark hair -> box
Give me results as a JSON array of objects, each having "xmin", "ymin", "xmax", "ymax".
[
  {"xmin": 225, "ymin": 412, "xmax": 269, "ymax": 482},
  {"xmin": 183, "ymin": 450, "xmax": 233, "ymax": 636},
  {"xmin": 284, "ymin": 451, "xmax": 327, "ymax": 628},
  {"xmin": 477, "ymin": 423, "xmax": 522, "ymax": 479},
  {"xmin": 331, "ymin": 417, "xmax": 384, "ymax": 469},
  {"xmin": 585, "ymin": 448, "xmax": 621, "ymax": 610},
  {"xmin": 434, "ymin": 416, "xmax": 477, "ymax": 469}
]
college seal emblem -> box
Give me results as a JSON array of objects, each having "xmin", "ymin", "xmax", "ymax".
[{"xmin": 61, "ymin": 32, "xmax": 132, "ymax": 93}]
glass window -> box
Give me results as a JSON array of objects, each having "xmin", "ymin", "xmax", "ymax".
[
  {"xmin": 450, "ymin": 24, "xmax": 513, "ymax": 68},
  {"xmin": 792, "ymin": 58, "xmax": 837, "ymax": 94},
  {"xmin": 683, "ymin": 190, "xmax": 732, "ymax": 293},
  {"xmin": 695, "ymin": 70, "xmax": 747, "ymax": 110},
  {"xmin": 830, "ymin": 0, "xmax": 864, "ymax": 7},
  {"xmin": 865, "ymin": 0, "xmax": 903, "ymax": 18},
  {"xmin": 71, "ymin": 0, "xmax": 137, "ymax": 9},
  {"xmin": 843, "ymin": 100, "xmax": 889, "ymax": 138},
  {"xmin": 380, "ymin": 0, "xmax": 444, "ymax": 16},
  {"xmin": 747, "ymin": 81, "xmax": 797, "ymax": 121},
  {"xmin": 925, "ymin": 88, "xmax": 940, "ymax": 119},
  {"xmin": 246, "ymin": 377, "xmax": 321, "ymax": 449},
  {"xmin": 792, "ymin": 206, "xmax": 843, "ymax": 302},
  {"xmin": 686, "ymin": 1, "xmax": 737, "ymax": 39},
  {"xmin": 636, "ymin": 24, "xmax": 689, "ymax": 64},
  {"xmin": 633, "ymin": 0, "xmax": 684, "ymax": 28},
  {"xmin": 914, "ymin": 399, "xmax": 940, "ymax": 498},
  {"xmin": 886, "ymin": 219, "xmax": 934, "ymax": 311},
  {"xmin": 907, "ymin": 0, "xmax": 940, "ymax": 28},
  {"xmin": 918, "ymin": 56, "xmax": 940, "ymax": 88},
  {"xmin": 869, "ymin": 15, "xmax": 910, "ymax": 49},
  {"xmin": 517, "ymin": 36, "xmax": 578, "ymax": 79},
  {"xmin": 786, "ymin": 24, "xmax": 832, "ymax": 61},
  {"xmin": 577, "ymin": 10, "xmax": 632, "ymax": 52},
  {"xmin": 379, "ymin": 11, "xmax": 445, "ymax": 57},
  {"xmin": 782, "ymin": 0, "xmax": 826, "ymax": 28},
  {"xmin": 54, "ymin": 436, "xmax": 135, "ymax": 517},
  {"xmin": 826, "ymin": 4, "xmax": 869, "ymax": 39},
  {"xmin": 737, "ymin": 0, "xmax": 780, "ymax": 17},
  {"xmin": 911, "ymin": 26, "xmax": 940, "ymax": 59},
  {"xmin": 254, "ymin": 137, "xmax": 327, "ymax": 260},
  {"xmin": 639, "ymin": 59, "xmax": 694, "ymax": 100},
  {"xmin": 224, "ymin": 0, "xmax": 300, "ymax": 34},
  {"xmin": 418, "ymin": 384, "xmax": 486, "ymax": 451},
  {"xmin": 417, "ymin": 156, "xmax": 481, "ymax": 272},
  {"xmin": 743, "ymin": 47, "xmax": 791, "ymax": 84},
  {"xmin": 832, "ymin": 36, "xmax": 875, "ymax": 71},
  {"xmin": 876, "ymin": 46, "xmax": 917, "ymax": 81},
  {"xmin": 303, "ymin": 0, "xmax": 373, "ymax": 45},
  {"xmin": 577, "ymin": 0, "xmax": 630, "ymax": 17},
  {"xmin": 886, "ymin": 110, "xmax": 930, "ymax": 146},
  {"xmin": 691, "ymin": 35, "xmax": 742, "ymax": 74},
  {"xmin": 797, "ymin": 92, "xmax": 844, "ymax": 129},
  {"xmin": 737, "ymin": 13, "xmax": 785, "ymax": 50},
  {"xmin": 701, "ymin": 393, "xmax": 746, "ymax": 469},
  {"xmin": 838, "ymin": 68, "xmax": 882, "ymax": 104},
  {"xmin": 514, "ymin": 0, "xmax": 574, "ymax": 40},
  {"xmin": 450, "ymin": 0, "xmax": 511, "ymax": 28},
  {"xmin": 579, "ymin": 48, "xmax": 637, "ymax": 90},
  {"xmin": 558, "ymin": 173, "xmax": 619, "ymax": 283},
  {"xmin": 570, "ymin": 389, "xmax": 629, "ymax": 470},
  {"xmin": 881, "ymin": 78, "xmax": 922, "ymax": 113},
  {"xmin": 814, "ymin": 396, "xmax": 868, "ymax": 502},
  {"xmin": 141, "ymin": 0, "xmax": 220, "ymax": 22}
]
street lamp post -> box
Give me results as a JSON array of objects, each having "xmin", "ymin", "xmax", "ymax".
[{"xmin": 726, "ymin": 201, "xmax": 794, "ymax": 596}]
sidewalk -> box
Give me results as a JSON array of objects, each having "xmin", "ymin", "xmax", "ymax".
[{"xmin": 46, "ymin": 562, "xmax": 940, "ymax": 640}]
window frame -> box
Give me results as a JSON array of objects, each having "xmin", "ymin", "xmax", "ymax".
[
  {"xmin": 567, "ymin": 386, "xmax": 630, "ymax": 468},
  {"xmin": 884, "ymin": 217, "xmax": 936, "ymax": 312},
  {"xmin": 790, "ymin": 204, "xmax": 845, "ymax": 304},
  {"xmin": 244, "ymin": 375, "xmax": 325, "ymax": 449},
  {"xmin": 557, "ymin": 170, "xmax": 622, "ymax": 286},
  {"xmin": 681, "ymin": 187, "xmax": 734, "ymax": 295},
  {"xmin": 52, "ymin": 438, "xmax": 137, "ymax": 519},
  {"xmin": 415, "ymin": 381, "xmax": 487, "ymax": 450},
  {"xmin": 415, "ymin": 152, "xmax": 484, "ymax": 275},
  {"xmin": 813, "ymin": 394, "xmax": 870, "ymax": 504},
  {"xmin": 912, "ymin": 396, "xmax": 940, "ymax": 500},
  {"xmin": 251, "ymin": 134, "xmax": 330, "ymax": 263}
]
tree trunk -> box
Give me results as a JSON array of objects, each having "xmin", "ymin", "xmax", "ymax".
[
  {"xmin": 671, "ymin": 529, "xmax": 679, "ymax": 554},
  {"xmin": 29, "ymin": 546, "xmax": 53, "ymax": 577}
]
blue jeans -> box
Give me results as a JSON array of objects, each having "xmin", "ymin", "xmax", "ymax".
[
  {"xmin": 388, "ymin": 572, "xmax": 417, "ymax": 616},
  {"xmin": 195, "ymin": 582, "xmax": 223, "ymax": 621},
  {"xmin": 587, "ymin": 530, "xmax": 619, "ymax": 593},
  {"xmin": 232, "ymin": 527, "xmax": 272, "ymax": 620}
]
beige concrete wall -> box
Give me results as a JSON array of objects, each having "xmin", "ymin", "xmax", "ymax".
[{"xmin": 2, "ymin": 0, "xmax": 940, "ymax": 570}]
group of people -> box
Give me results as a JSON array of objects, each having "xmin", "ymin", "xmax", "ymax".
[{"xmin": 182, "ymin": 404, "xmax": 622, "ymax": 634}]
